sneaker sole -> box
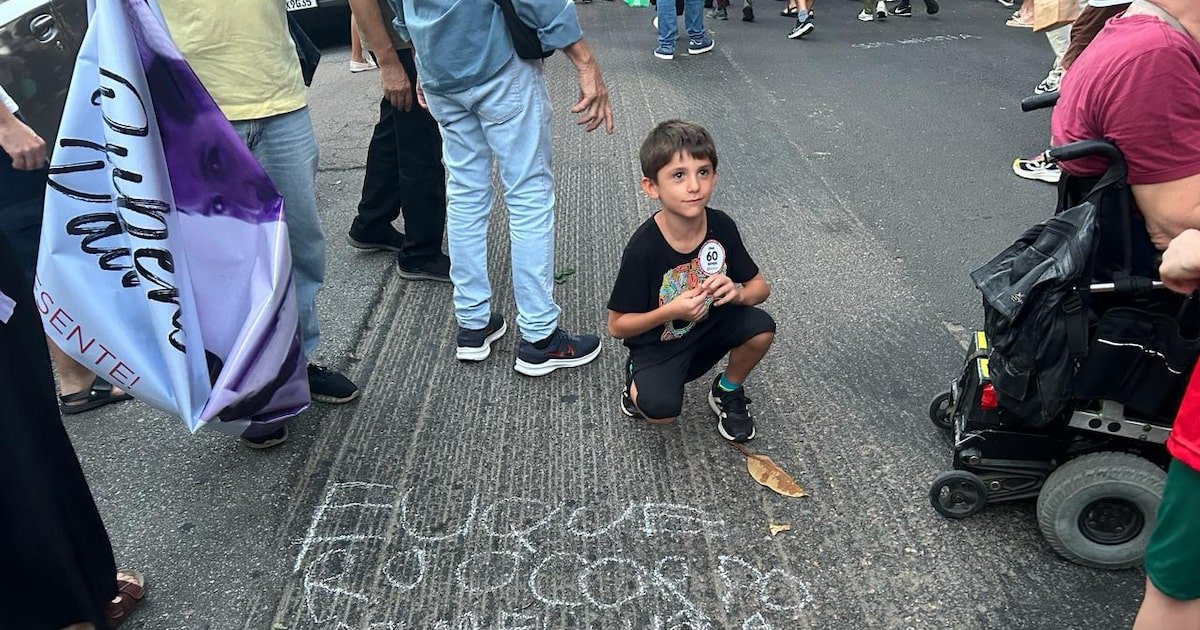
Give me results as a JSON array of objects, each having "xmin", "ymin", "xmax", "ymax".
[
  {"xmin": 654, "ymin": 51, "xmax": 675, "ymax": 60},
  {"xmin": 397, "ymin": 267, "xmax": 453, "ymax": 283},
  {"xmin": 346, "ymin": 234, "xmax": 402, "ymax": 252},
  {"xmin": 514, "ymin": 342, "xmax": 602, "ymax": 377},
  {"xmin": 240, "ymin": 428, "xmax": 290, "ymax": 449},
  {"xmin": 688, "ymin": 42, "xmax": 715, "ymax": 55},
  {"xmin": 707, "ymin": 390, "xmax": 756, "ymax": 442},
  {"xmin": 311, "ymin": 390, "xmax": 361, "ymax": 404},
  {"xmin": 1012, "ymin": 159, "xmax": 1061, "ymax": 184},
  {"xmin": 892, "ymin": 10, "xmax": 911, "ymax": 16},
  {"xmin": 788, "ymin": 22, "xmax": 814, "ymax": 38},
  {"xmin": 457, "ymin": 321, "xmax": 508, "ymax": 361}
]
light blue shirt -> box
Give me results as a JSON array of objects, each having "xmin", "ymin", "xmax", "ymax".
[{"xmin": 388, "ymin": 0, "xmax": 583, "ymax": 93}]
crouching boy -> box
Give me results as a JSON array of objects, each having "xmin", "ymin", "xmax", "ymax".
[{"xmin": 607, "ymin": 120, "xmax": 775, "ymax": 442}]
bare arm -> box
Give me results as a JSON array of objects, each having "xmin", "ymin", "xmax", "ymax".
[
  {"xmin": 1132, "ymin": 173, "xmax": 1200, "ymax": 250},
  {"xmin": 347, "ymin": 0, "xmax": 412, "ymax": 111},
  {"xmin": 561, "ymin": 39, "xmax": 614, "ymax": 134},
  {"xmin": 0, "ymin": 104, "xmax": 46, "ymax": 171},
  {"xmin": 607, "ymin": 288, "xmax": 707, "ymax": 339}
]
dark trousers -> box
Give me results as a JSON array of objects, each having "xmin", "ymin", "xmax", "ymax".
[{"xmin": 351, "ymin": 48, "xmax": 447, "ymax": 267}]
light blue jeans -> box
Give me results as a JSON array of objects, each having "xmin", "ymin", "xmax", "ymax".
[
  {"xmin": 231, "ymin": 107, "xmax": 326, "ymax": 358},
  {"xmin": 657, "ymin": 0, "xmax": 705, "ymax": 51},
  {"xmin": 423, "ymin": 56, "xmax": 560, "ymax": 342}
]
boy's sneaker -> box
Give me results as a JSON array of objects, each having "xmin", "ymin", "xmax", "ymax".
[
  {"xmin": 240, "ymin": 426, "xmax": 289, "ymax": 450},
  {"xmin": 874, "ymin": 1, "xmax": 888, "ymax": 18},
  {"xmin": 708, "ymin": 376, "xmax": 756, "ymax": 442},
  {"xmin": 621, "ymin": 358, "xmax": 645, "ymax": 419},
  {"xmin": 654, "ymin": 45, "xmax": 675, "ymax": 60},
  {"xmin": 456, "ymin": 313, "xmax": 507, "ymax": 361},
  {"xmin": 707, "ymin": 7, "xmax": 728, "ymax": 19},
  {"xmin": 1012, "ymin": 154, "xmax": 1062, "ymax": 184},
  {"xmin": 924, "ymin": 0, "xmax": 939, "ymax": 14},
  {"xmin": 397, "ymin": 254, "xmax": 452, "ymax": 283},
  {"xmin": 514, "ymin": 327, "xmax": 602, "ymax": 377},
  {"xmin": 857, "ymin": 9, "xmax": 874, "ymax": 21},
  {"xmin": 308, "ymin": 363, "xmax": 359, "ymax": 404},
  {"xmin": 742, "ymin": 5, "xmax": 755, "ymax": 21},
  {"xmin": 688, "ymin": 35, "xmax": 715, "ymax": 55},
  {"xmin": 891, "ymin": 4, "xmax": 911, "ymax": 15},
  {"xmin": 787, "ymin": 16, "xmax": 814, "ymax": 38}
]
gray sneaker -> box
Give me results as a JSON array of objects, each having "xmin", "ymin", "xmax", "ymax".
[{"xmin": 706, "ymin": 7, "xmax": 728, "ymax": 19}]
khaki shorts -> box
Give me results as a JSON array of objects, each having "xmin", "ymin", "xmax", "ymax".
[{"xmin": 1144, "ymin": 459, "xmax": 1200, "ymax": 600}]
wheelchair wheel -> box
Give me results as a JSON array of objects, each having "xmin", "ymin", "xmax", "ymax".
[
  {"xmin": 928, "ymin": 391, "xmax": 954, "ymax": 431},
  {"xmin": 1036, "ymin": 452, "xmax": 1165, "ymax": 570},
  {"xmin": 930, "ymin": 470, "xmax": 988, "ymax": 519}
]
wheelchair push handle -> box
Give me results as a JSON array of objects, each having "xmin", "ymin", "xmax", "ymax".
[
  {"xmin": 1046, "ymin": 139, "xmax": 1126, "ymax": 170},
  {"xmin": 1087, "ymin": 278, "xmax": 1164, "ymax": 294},
  {"xmin": 1021, "ymin": 92, "xmax": 1060, "ymax": 112}
]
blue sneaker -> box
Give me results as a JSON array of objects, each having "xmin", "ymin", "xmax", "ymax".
[
  {"xmin": 456, "ymin": 313, "xmax": 507, "ymax": 361},
  {"xmin": 688, "ymin": 35, "xmax": 714, "ymax": 55},
  {"xmin": 654, "ymin": 45, "xmax": 675, "ymax": 60},
  {"xmin": 514, "ymin": 327, "xmax": 602, "ymax": 377}
]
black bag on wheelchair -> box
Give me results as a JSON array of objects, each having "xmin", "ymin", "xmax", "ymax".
[{"xmin": 970, "ymin": 202, "xmax": 1098, "ymax": 426}]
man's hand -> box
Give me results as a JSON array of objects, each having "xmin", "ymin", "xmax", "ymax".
[
  {"xmin": 0, "ymin": 115, "xmax": 47, "ymax": 171},
  {"xmin": 667, "ymin": 287, "xmax": 710, "ymax": 322},
  {"xmin": 380, "ymin": 64, "xmax": 413, "ymax": 111},
  {"xmin": 1160, "ymin": 229, "xmax": 1200, "ymax": 294},
  {"xmin": 416, "ymin": 78, "xmax": 428, "ymax": 110},
  {"xmin": 701, "ymin": 274, "xmax": 741, "ymax": 306},
  {"xmin": 562, "ymin": 40, "xmax": 614, "ymax": 134}
]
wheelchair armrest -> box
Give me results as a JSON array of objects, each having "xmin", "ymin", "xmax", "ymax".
[{"xmin": 1020, "ymin": 92, "xmax": 1060, "ymax": 112}]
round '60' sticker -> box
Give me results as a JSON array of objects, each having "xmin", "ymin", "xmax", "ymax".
[{"xmin": 698, "ymin": 240, "xmax": 726, "ymax": 276}]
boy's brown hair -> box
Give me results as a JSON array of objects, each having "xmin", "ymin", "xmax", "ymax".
[{"xmin": 639, "ymin": 120, "xmax": 719, "ymax": 180}]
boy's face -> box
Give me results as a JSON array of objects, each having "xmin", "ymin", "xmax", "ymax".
[{"xmin": 641, "ymin": 151, "xmax": 717, "ymax": 219}]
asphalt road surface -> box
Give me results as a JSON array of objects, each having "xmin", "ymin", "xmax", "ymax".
[{"xmin": 69, "ymin": 1, "xmax": 1146, "ymax": 628}]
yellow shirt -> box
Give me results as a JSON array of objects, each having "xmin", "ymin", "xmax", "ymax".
[{"xmin": 158, "ymin": 0, "xmax": 305, "ymax": 121}]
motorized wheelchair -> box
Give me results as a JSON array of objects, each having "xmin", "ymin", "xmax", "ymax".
[{"xmin": 926, "ymin": 92, "xmax": 1200, "ymax": 570}]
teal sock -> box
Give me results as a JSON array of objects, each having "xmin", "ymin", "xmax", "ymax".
[{"xmin": 718, "ymin": 372, "xmax": 742, "ymax": 392}]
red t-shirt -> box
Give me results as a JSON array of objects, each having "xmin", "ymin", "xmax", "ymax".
[
  {"xmin": 1171, "ymin": 364, "xmax": 1200, "ymax": 471},
  {"xmin": 1051, "ymin": 14, "xmax": 1200, "ymax": 185}
]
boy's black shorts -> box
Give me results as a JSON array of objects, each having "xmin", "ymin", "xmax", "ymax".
[{"xmin": 628, "ymin": 305, "xmax": 775, "ymax": 420}]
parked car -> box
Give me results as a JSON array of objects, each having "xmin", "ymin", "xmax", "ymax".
[
  {"xmin": 0, "ymin": 0, "xmax": 86, "ymax": 147},
  {"xmin": 287, "ymin": 0, "xmax": 349, "ymax": 34}
]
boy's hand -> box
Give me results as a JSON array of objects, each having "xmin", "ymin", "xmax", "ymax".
[
  {"xmin": 0, "ymin": 115, "xmax": 46, "ymax": 171},
  {"xmin": 667, "ymin": 288, "xmax": 710, "ymax": 322},
  {"xmin": 701, "ymin": 274, "xmax": 740, "ymax": 306},
  {"xmin": 1161, "ymin": 229, "xmax": 1200, "ymax": 294}
]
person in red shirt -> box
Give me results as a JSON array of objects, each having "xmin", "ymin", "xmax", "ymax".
[{"xmin": 1139, "ymin": 228, "xmax": 1200, "ymax": 630}]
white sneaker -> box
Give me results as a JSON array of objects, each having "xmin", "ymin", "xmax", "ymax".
[
  {"xmin": 875, "ymin": 1, "xmax": 888, "ymax": 17},
  {"xmin": 1035, "ymin": 68, "xmax": 1063, "ymax": 95},
  {"xmin": 857, "ymin": 9, "xmax": 874, "ymax": 20},
  {"xmin": 1012, "ymin": 154, "xmax": 1062, "ymax": 184},
  {"xmin": 349, "ymin": 57, "xmax": 377, "ymax": 73},
  {"xmin": 653, "ymin": 15, "xmax": 658, "ymax": 28}
]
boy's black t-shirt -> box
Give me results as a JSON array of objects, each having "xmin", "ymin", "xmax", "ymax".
[{"xmin": 607, "ymin": 207, "xmax": 759, "ymax": 351}]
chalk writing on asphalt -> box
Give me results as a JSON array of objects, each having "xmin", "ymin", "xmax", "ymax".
[
  {"xmin": 853, "ymin": 33, "xmax": 982, "ymax": 50},
  {"xmin": 294, "ymin": 481, "xmax": 814, "ymax": 628}
]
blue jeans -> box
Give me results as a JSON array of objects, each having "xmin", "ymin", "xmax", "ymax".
[
  {"xmin": 230, "ymin": 107, "xmax": 326, "ymax": 358},
  {"xmin": 423, "ymin": 56, "xmax": 560, "ymax": 343},
  {"xmin": 657, "ymin": 0, "xmax": 705, "ymax": 51}
]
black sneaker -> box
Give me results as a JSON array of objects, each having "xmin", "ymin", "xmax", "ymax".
[
  {"xmin": 742, "ymin": 5, "xmax": 755, "ymax": 21},
  {"xmin": 346, "ymin": 228, "xmax": 405, "ymax": 252},
  {"xmin": 308, "ymin": 363, "xmax": 360, "ymax": 404},
  {"xmin": 891, "ymin": 4, "xmax": 911, "ymax": 15},
  {"xmin": 621, "ymin": 359, "xmax": 645, "ymax": 419},
  {"xmin": 514, "ymin": 327, "xmax": 602, "ymax": 377},
  {"xmin": 708, "ymin": 376, "xmax": 756, "ymax": 442},
  {"xmin": 398, "ymin": 254, "xmax": 451, "ymax": 283},
  {"xmin": 240, "ymin": 426, "xmax": 289, "ymax": 449},
  {"xmin": 456, "ymin": 313, "xmax": 507, "ymax": 361},
  {"xmin": 787, "ymin": 16, "xmax": 814, "ymax": 38},
  {"xmin": 924, "ymin": 0, "xmax": 938, "ymax": 14}
]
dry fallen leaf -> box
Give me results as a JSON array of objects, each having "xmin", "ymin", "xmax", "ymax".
[
  {"xmin": 731, "ymin": 443, "xmax": 809, "ymax": 498},
  {"xmin": 769, "ymin": 523, "xmax": 792, "ymax": 536}
]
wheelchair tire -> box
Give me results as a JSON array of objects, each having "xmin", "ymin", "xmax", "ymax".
[
  {"xmin": 929, "ymin": 470, "xmax": 988, "ymax": 519},
  {"xmin": 1036, "ymin": 452, "xmax": 1165, "ymax": 570},
  {"xmin": 928, "ymin": 391, "xmax": 954, "ymax": 431}
]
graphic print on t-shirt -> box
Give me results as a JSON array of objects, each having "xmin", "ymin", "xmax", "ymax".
[{"xmin": 659, "ymin": 239, "xmax": 727, "ymax": 341}]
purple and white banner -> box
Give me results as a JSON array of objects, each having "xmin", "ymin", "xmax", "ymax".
[{"xmin": 37, "ymin": 0, "xmax": 309, "ymax": 435}]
